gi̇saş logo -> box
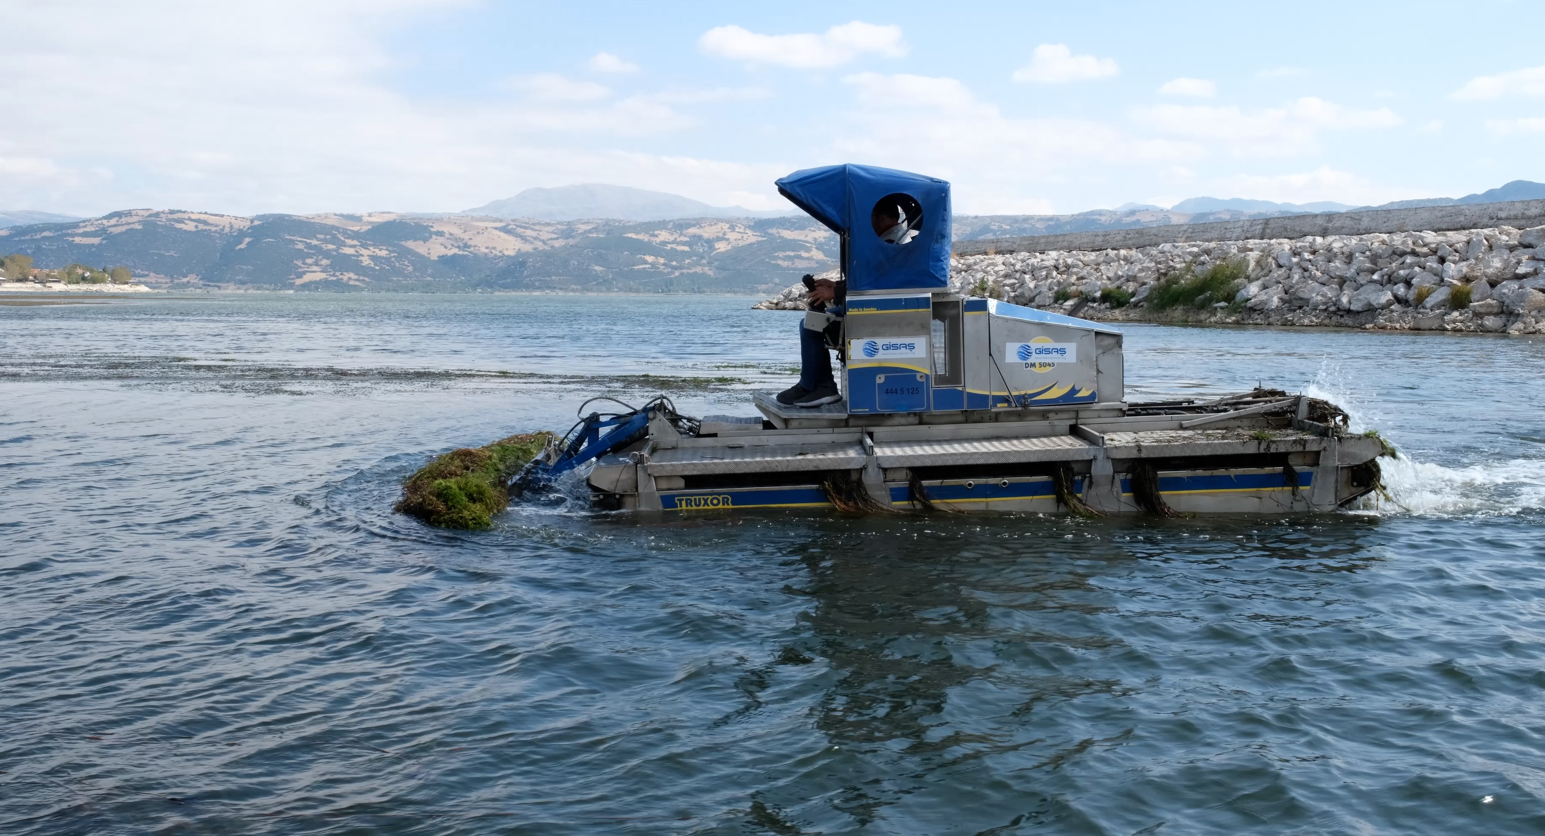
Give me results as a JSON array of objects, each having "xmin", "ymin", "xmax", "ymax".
[
  {"xmin": 1005, "ymin": 339, "xmax": 1076, "ymax": 371},
  {"xmin": 851, "ymin": 336, "xmax": 927, "ymax": 361}
]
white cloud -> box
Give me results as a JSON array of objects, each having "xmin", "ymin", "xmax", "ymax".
[
  {"xmin": 1452, "ymin": 65, "xmax": 1545, "ymax": 100},
  {"xmin": 1012, "ymin": 44, "xmax": 1118, "ymax": 84},
  {"xmin": 588, "ymin": 52, "xmax": 638, "ymax": 74},
  {"xmin": 0, "ymin": 156, "xmax": 65, "ymax": 178},
  {"xmin": 1486, "ymin": 117, "xmax": 1545, "ymax": 135},
  {"xmin": 508, "ymin": 73, "xmax": 612, "ymax": 102},
  {"xmin": 0, "ymin": 1, "xmax": 773, "ymax": 215},
  {"xmin": 1214, "ymin": 166, "xmax": 1419, "ymax": 206},
  {"xmin": 698, "ymin": 21, "xmax": 906, "ymax": 68},
  {"xmin": 833, "ymin": 72, "xmax": 1201, "ymax": 213},
  {"xmin": 1158, "ymin": 77, "xmax": 1215, "ymax": 98},
  {"xmin": 1419, "ymin": 119, "xmax": 1444, "ymax": 134},
  {"xmin": 1132, "ymin": 97, "xmax": 1401, "ymax": 157}
]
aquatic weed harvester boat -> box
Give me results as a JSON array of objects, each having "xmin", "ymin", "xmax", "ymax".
[{"xmin": 513, "ymin": 165, "xmax": 1387, "ymax": 515}]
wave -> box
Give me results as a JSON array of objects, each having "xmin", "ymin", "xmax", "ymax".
[{"xmin": 1308, "ymin": 361, "xmax": 1545, "ymax": 518}]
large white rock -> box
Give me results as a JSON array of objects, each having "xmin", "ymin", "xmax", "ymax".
[
  {"xmin": 1520, "ymin": 227, "xmax": 1545, "ymax": 249},
  {"xmin": 1248, "ymin": 285, "xmax": 1285, "ymax": 310},
  {"xmin": 1493, "ymin": 279, "xmax": 1523, "ymax": 308},
  {"xmin": 1470, "ymin": 279, "xmax": 1492, "ymax": 303},
  {"xmin": 1479, "ymin": 254, "xmax": 1513, "ymax": 282},
  {"xmin": 1442, "ymin": 260, "xmax": 1469, "ymax": 282},
  {"xmin": 1348, "ymin": 283, "xmax": 1396, "ymax": 312},
  {"xmin": 1466, "ymin": 236, "xmax": 1488, "ymax": 259},
  {"xmin": 1421, "ymin": 286, "xmax": 1452, "ymax": 309},
  {"xmin": 1493, "ymin": 280, "xmax": 1545, "ymax": 313}
]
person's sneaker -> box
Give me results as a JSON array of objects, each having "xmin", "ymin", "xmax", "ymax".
[
  {"xmin": 775, "ymin": 383, "xmax": 810, "ymax": 405},
  {"xmin": 794, "ymin": 383, "xmax": 842, "ymax": 408}
]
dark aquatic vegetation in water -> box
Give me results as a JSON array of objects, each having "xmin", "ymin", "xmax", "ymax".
[
  {"xmin": 2, "ymin": 294, "xmax": 1544, "ymax": 834},
  {"xmin": 395, "ymin": 432, "xmax": 552, "ymax": 529}
]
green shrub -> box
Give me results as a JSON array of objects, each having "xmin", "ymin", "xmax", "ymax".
[
  {"xmin": 1412, "ymin": 285, "xmax": 1434, "ymax": 307},
  {"xmin": 1146, "ymin": 258, "xmax": 1248, "ymax": 311},
  {"xmin": 1052, "ymin": 287, "xmax": 1074, "ymax": 303},
  {"xmin": 0, "ymin": 253, "xmax": 33, "ymax": 280},
  {"xmin": 1448, "ymin": 283, "xmax": 1472, "ymax": 309},
  {"xmin": 969, "ymin": 277, "xmax": 1004, "ymax": 299},
  {"xmin": 1099, "ymin": 287, "xmax": 1132, "ymax": 308}
]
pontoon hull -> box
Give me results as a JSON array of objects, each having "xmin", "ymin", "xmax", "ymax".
[{"xmin": 586, "ymin": 391, "xmax": 1385, "ymax": 515}]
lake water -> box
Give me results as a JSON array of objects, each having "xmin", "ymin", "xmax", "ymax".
[{"xmin": 3, "ymin": 293, "xmax": 1544, "ymax": 835}]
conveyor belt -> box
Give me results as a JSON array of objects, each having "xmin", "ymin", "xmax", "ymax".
[
  {"xmin": 646, "ymin": 443, "xmax": 868, "ymax": 476},
  {"xmin": 873, "ymin": 435, "xmax": 1095, "ymax": 468},
  {"xmin": 1101, "ymin": 428, "xmax": 1323, "ymax": 459}
]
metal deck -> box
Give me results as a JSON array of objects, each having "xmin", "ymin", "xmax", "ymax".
[{"xmin": 753, "ymin": 390, "xmax": 848, "ymax": 423}]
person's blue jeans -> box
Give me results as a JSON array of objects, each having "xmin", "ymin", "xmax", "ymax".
[{"xmin": 797, "ymin": 306, "xmax": 843, "ymax": 390}]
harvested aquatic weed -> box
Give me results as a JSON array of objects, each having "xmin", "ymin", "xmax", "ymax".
[{"xmin": 396, "ymin": 432, "xmax": 552, "ymax": 529}]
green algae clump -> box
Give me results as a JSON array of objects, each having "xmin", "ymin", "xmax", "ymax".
[{"xmin": 395, "ymin": 432, "xmax": 553, "ymax": 529}]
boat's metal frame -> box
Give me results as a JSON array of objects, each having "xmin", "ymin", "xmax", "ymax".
[
  {"xmin": 579, "ymin": 388, "xmax": 1384, "ymax": 514},
  {"xmin": 520, "ymin": 164, "xmax": 1387, "ymax": 515}
]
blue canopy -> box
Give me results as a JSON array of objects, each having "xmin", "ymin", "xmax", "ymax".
[{"xmin": 776, "ymin": 164, "xmax": 951, "ymax": 294}]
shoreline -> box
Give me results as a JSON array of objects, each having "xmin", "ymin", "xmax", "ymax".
[
  {"xmin": 0, "ymin": 281, "xmax": 156, "ymax": 293},
  {"xmin": 757, "ymin": 224, "xmax": 1545, "ymax": 336}
]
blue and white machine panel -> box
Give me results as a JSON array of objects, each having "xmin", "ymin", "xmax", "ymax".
[{"xmin": 847, "ymin": 335, "xmax": 931, "ymax": 413}]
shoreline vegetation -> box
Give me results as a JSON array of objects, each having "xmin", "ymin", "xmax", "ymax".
[{"xmin": 1, "ymin": 253, "xmax": 146, "ymax": 287}]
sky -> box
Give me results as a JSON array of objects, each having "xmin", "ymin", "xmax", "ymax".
[{"xmin": 2, "ymin": 0, "xmax": 1543, "ymax": 218}]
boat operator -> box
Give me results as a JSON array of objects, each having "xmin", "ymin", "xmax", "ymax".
[{"xmin": 776, "ymin": 202, "xmax": 916, "ymax": 407}]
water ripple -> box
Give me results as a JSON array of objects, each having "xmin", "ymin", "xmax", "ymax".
[{"xmin": 3, "ymin": 296, "xmax": 1545, "ymax": 833}]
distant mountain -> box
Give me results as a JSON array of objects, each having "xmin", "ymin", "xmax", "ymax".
[
  {"xmin": 0, "ymin": 210, "xmax": 81, "ymax": 229},
  {"xmin": 0, "ymin": 210, "xmax": 834, "ymax": 292},
  {"xmin": 1170, "ymin": 196, "xmax": 1357, "ymax": 214},
  {"xmin": 4, "ymin": 179, "xmax": 1541, "ymax": 291},
  {"xmin": 1368, "ymin": 197, "xmax": 1456, "ymax": 210},
  {"xmin": 1457, "ymin": 179, "xmax": 1545, "ymax": 204},
  {"xmin": 1370, "ymin": 180, "xmax": 1545, "ymax": 211},
  {"xmin": 464, "ymin": 184, "xmax": 796, "ymax": 222}
]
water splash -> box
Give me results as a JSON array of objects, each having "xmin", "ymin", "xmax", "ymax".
[
  {"xmin": 504, "ymin": 464, "xmax": 599, "ymax": 520},
  {"xmin": 1307, "ymin": 360, "xmax": 1545, "ymax": 517},
  {"xmin": 1374, "ymin": 456, "xmax": 1545, "ymax": 517},
  {"xmin": 1304, "ymin": 358, "xmax": 1380, "ymax": 434}
]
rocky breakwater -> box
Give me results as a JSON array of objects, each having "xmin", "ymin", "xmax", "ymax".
[{"xmin": 755, "ymin": 226, "xmax": 1545, "ymax": 334}]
